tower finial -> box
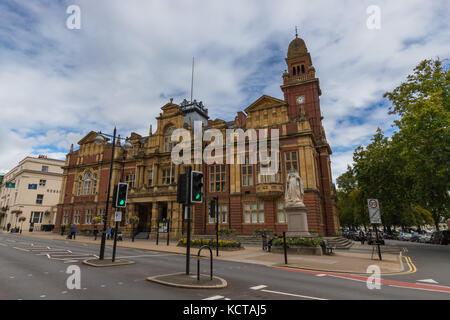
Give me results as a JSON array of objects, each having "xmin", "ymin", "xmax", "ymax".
[{"xmin": 295, "ymin": 26, "xmax": 298, "ymax": 38}]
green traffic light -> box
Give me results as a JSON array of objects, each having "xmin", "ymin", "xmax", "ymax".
[
  {"xmin": 120, "ymin": 200, "xmax": 125, "ymax": 205},
  {"xmin": 195, "ymin": 192, "xmax": 202, "ymax": 200}
]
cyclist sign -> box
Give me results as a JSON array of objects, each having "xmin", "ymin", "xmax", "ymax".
[{"xmin": 367, "ymin": 199, "xmax": 381, "ymax": 224}]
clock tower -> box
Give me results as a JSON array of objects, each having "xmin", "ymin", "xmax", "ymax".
[
  {"xmin": 280, "ymin": 32, "xmax": 338, "ymax": 236},
  {"xmin": 281, "ymin": 32, "xmax": 323, "ymax": 138}
]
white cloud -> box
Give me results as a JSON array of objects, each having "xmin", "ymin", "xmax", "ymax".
[{"xmin": 0, "ymin": 0, "xmax": 449, "ymax": 180}]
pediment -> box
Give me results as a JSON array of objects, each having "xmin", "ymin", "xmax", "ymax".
[
  {"xmin": 245, "ymin": 95, "xmax": 287, "ymax": 113},
  {"xmin": 161, "ymin": 102, "xmax": 180, "ymax": 112},
  {"xmin": 77, "ymin": 131, "xmax": 105, "ymax": 145}
]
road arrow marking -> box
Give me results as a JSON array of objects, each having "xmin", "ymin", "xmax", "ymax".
[
  {"xmin": 417, "ymin": 279, "xmax": 439, "ymax": 284},
  {"xmin": 203, "ymin": 295, "xmax": 224, "ymax": 300},
  {"xmin": 250, "ymin": 285, "xmax": 267, "ymax": 290},
  {"xmin": 260, "ymin": 289, "xmax": 327, "ymax": 300}
]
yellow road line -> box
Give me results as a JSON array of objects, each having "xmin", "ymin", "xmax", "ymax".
[{"xmin": 381, "ymin": 256, "xmax": 416, "ymax": 276}]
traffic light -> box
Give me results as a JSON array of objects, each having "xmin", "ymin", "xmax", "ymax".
[
  {"xmin": 209, "ymin": 199, "xmax": 216, "ymax": 218},
  {"xmin": 114, "ymin": 182, "xmax": 128, "ymax": 208},
  {"xmin": 190, "ymin": 171, "xmax": 203, "ymax": 203},
  {"xmin": 177, "ymin": 173, "xmax": 187, "ymax": 204}
]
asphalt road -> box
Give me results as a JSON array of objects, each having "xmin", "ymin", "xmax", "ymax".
[{"xmin": 0, "ymin": 233, "xmax": 449, "ymax": 300}]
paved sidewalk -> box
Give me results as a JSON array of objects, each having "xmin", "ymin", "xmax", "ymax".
[{"xmin": 1, "ymin": 231, "xmax": 404, "ymax": 274}]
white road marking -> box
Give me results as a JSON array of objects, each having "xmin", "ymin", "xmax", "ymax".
[
  {"xmin": 9, "ymin": 276, "xmax": 15, "ymax": 279},
  {"xmin": 116, "ymin": 254, "xmax": 172, "ymax": 259},
  {"xmin": 388, "ymin": 284, "xmax": 449, "ymax": 293},
  {"xmin": 13, "ymin": 247, "xmax": 30, "ymax": 252},
  {"xmin": 203, "ymin": 295, "xmax": 224, "ymax": 300},
  {"xmin": 40, "ymin": 295, "xmax": 46, "ymax": 298},
  {"xmin": 118, "ymin": 282, "xmax": 123, "ymax": 285},
  {"xmin": 61, "ymin": 291, "xmax": 68, "ymax": 294},
  {"xmin": 417, "ymin": 279, "xmax": 439, "ymax": 284},
  {"xmin": 261, "ymin": 289, "xmax": 327, "ymax": 300},
  {"xmin": 101, "ymin": 285, "xmax": 106, "ymax": 288},
  {"xmin": 28, "ymin": 274, "xmax": 32, "ymax": 277},
  {"xmin": 316, "ymin": 274, "xmax": 327, "ymax": 277},
  {"xmin": 250, "ymin": 285, "xmax": 267, "ymax": 290},
  {"xmin": 0, "ymin": 243, "xmax": 7, "ymax": 247}
]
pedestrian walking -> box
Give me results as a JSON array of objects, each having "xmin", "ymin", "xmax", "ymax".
[
  {"xmin": 106, "ymin": 227, "xmax": 111, "ymax": 240},
  {"xmin": 93, "ymin": 225, "xmax": 98, "ymax": 240},
  {"xmin": 61, "ymin": 225, "xmax": 66, "ymax": 236},
  {"xmin": 70, "ymin": 224, "xmax": 76, "ymax": 240},
  {"xmin": 7, "ymin": 222, "xmax": 11, "ymax": 232}
]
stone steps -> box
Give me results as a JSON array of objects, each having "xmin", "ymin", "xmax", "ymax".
[
  {"xmin": 323, "ymin": 236, "xmax": 353, "ymax": 249},
  {"xmin": 134, "ymin": 232, "xmax": 150, "ymax": 239}
]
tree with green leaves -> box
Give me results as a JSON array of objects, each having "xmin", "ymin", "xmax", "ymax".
[
  {"xmin": 337, "ymin": 58, "xmax": 448, "ymax": 230},
  {"xmin": 384, "ymin": 59, "xmax": 449, "ymax": 229}
]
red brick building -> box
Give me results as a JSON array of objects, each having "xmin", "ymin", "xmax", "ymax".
[{"xmin": 55, "ymin": 34, "xmax": 339, "ymax": 238}]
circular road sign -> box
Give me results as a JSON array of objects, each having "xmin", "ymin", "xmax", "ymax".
[{"xmin": 368, "ymin": 199, "xmax": 378, "ymax": 209}]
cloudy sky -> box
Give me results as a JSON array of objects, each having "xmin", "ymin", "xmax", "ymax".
[{"xmin": 0, "ymin": 0, "xmax": 449, "ymax": 180}]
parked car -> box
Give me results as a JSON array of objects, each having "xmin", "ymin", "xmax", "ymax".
[
  {"xmin": 430, "ymin": 231, "xmax": 443, "ymax": 244},
  {"xmin": 382, "ymin": 233, "xmax": 394, "ymax": 239},
  {"xmin": 418, "ymin": 234, "xmax": 431, "ymax": 243},
  {"xmin": 432, "ymin": 231, "xmax": 450, "ymax": 245},
  {"xmin": 410, "ymin": 233, "xmax": 421, "ymax": 242},
  {"xmin": 367, "ymin": 232, "xmax": 385, "ymax": 245},
  {"xmin": 398, "ymin": 233, "xmax": 412, "ymax": 241}
]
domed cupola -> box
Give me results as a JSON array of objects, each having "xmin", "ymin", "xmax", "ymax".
[{"xmin": 287, "ymin": 35, "xmax": 308, "ymax": 59}]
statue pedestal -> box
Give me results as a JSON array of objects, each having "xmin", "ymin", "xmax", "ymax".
[{"xmin": 286, "ymin": 205, "xmax": 311, "ymax": 238}]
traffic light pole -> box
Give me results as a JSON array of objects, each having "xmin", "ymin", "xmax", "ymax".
[
  {"xmin": 185, "ymin": 166, "xmax": 192, "ymax": 275},
  {"xmin": 99, "ymin": 127, "xmax": 116, "ymax": 260},
  {"xmin": 112, "ymin": 220, "xmax": 119, "ymax": 262},
  {"xmin": 215, "ymin": 196, "xmax": 219, "ymax": 257}
]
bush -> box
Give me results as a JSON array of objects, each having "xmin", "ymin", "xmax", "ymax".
[
  {"xmin": 254, "ymin": 229, "xmax": 274, "ymax": 235},
  {"xmin": 272, "ymin": 237, "xmax": 323, "ymax": 247},
  {"xmin": 218, "ymin": 228, "xmax": 235, "ymax": 235},
  {"xmin": 178, "ymin": 238, "xmax": 241, "ymax": 248}
]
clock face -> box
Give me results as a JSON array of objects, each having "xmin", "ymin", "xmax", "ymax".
[{"xmin": 296, "ymin": 96, "xmax": 305, "ymax": 104}]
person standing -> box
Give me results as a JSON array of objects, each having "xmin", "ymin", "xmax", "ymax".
[
  {"xmin": 70, "ymin": 224, "xmax": 76, "ymax": 240},
  {"xmin": 106, "ymin": 227, "xmax": 111, "ymax": 240},
  {"xmin": 7, "ymin": 222, "xmax": 11, "ymax": 232},
  {"xmin": 61, "ymin": 224, "xmax": 66, "ymax": 236},
  {"xmin": 359, "ymin": 230, "xmax": 365, "ymax": 245}
]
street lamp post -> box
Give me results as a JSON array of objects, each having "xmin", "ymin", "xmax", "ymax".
[{"xmin": 94, "ymin": 127, "xmax": 132, "ymax": 260}]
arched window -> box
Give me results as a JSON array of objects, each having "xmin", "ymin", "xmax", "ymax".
[
  {"xmin": 83, "ymin": 171, "xmax": 91, "ymax": 195},
  {"xmin": 297, "ymin": 66, "xmax": 300, "ymax": 75},
  {"xmin": 77, "ymin": 176, "xmax": 82, "ymax": 196},
  {"xmin": 92, "ymin": 174, "xmax": 97, "ymax": 194},
  {"xmin": 301, "ymin": 65, "xmax": 305, "ymax": 73},
  {"xmin": 292, "ymin": 66, "xmax": 296, "ymax": 75},
  {"xmin": 164, "ymin": 126, "xmax": 175, "ymax": 152}
]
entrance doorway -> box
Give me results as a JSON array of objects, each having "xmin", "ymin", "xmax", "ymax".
[
  {"xmin": 137, "ymin": 203, "xmax": 152, "ymax": 232},
  {"xmin": 159, "ymin": 202, "xmax": 168, "ymax": 221}
]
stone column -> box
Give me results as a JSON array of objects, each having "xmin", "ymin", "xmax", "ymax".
[{"xmin": 151, "ymin": 202, "xmax": 159, "ymax": 233}]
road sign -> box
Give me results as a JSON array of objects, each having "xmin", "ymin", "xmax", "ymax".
[
  {"xmin": 368, "ymin": 199, "xmax": 381, "ymax": 224},
  {"xmin": 114, "ymin": 211, "xmax": 122, "ymax": 222}
]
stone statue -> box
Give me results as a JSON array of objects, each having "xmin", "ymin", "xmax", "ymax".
[{"xmin": 285, "ymin": 171, "xmax": 305, "ymax": 207}]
